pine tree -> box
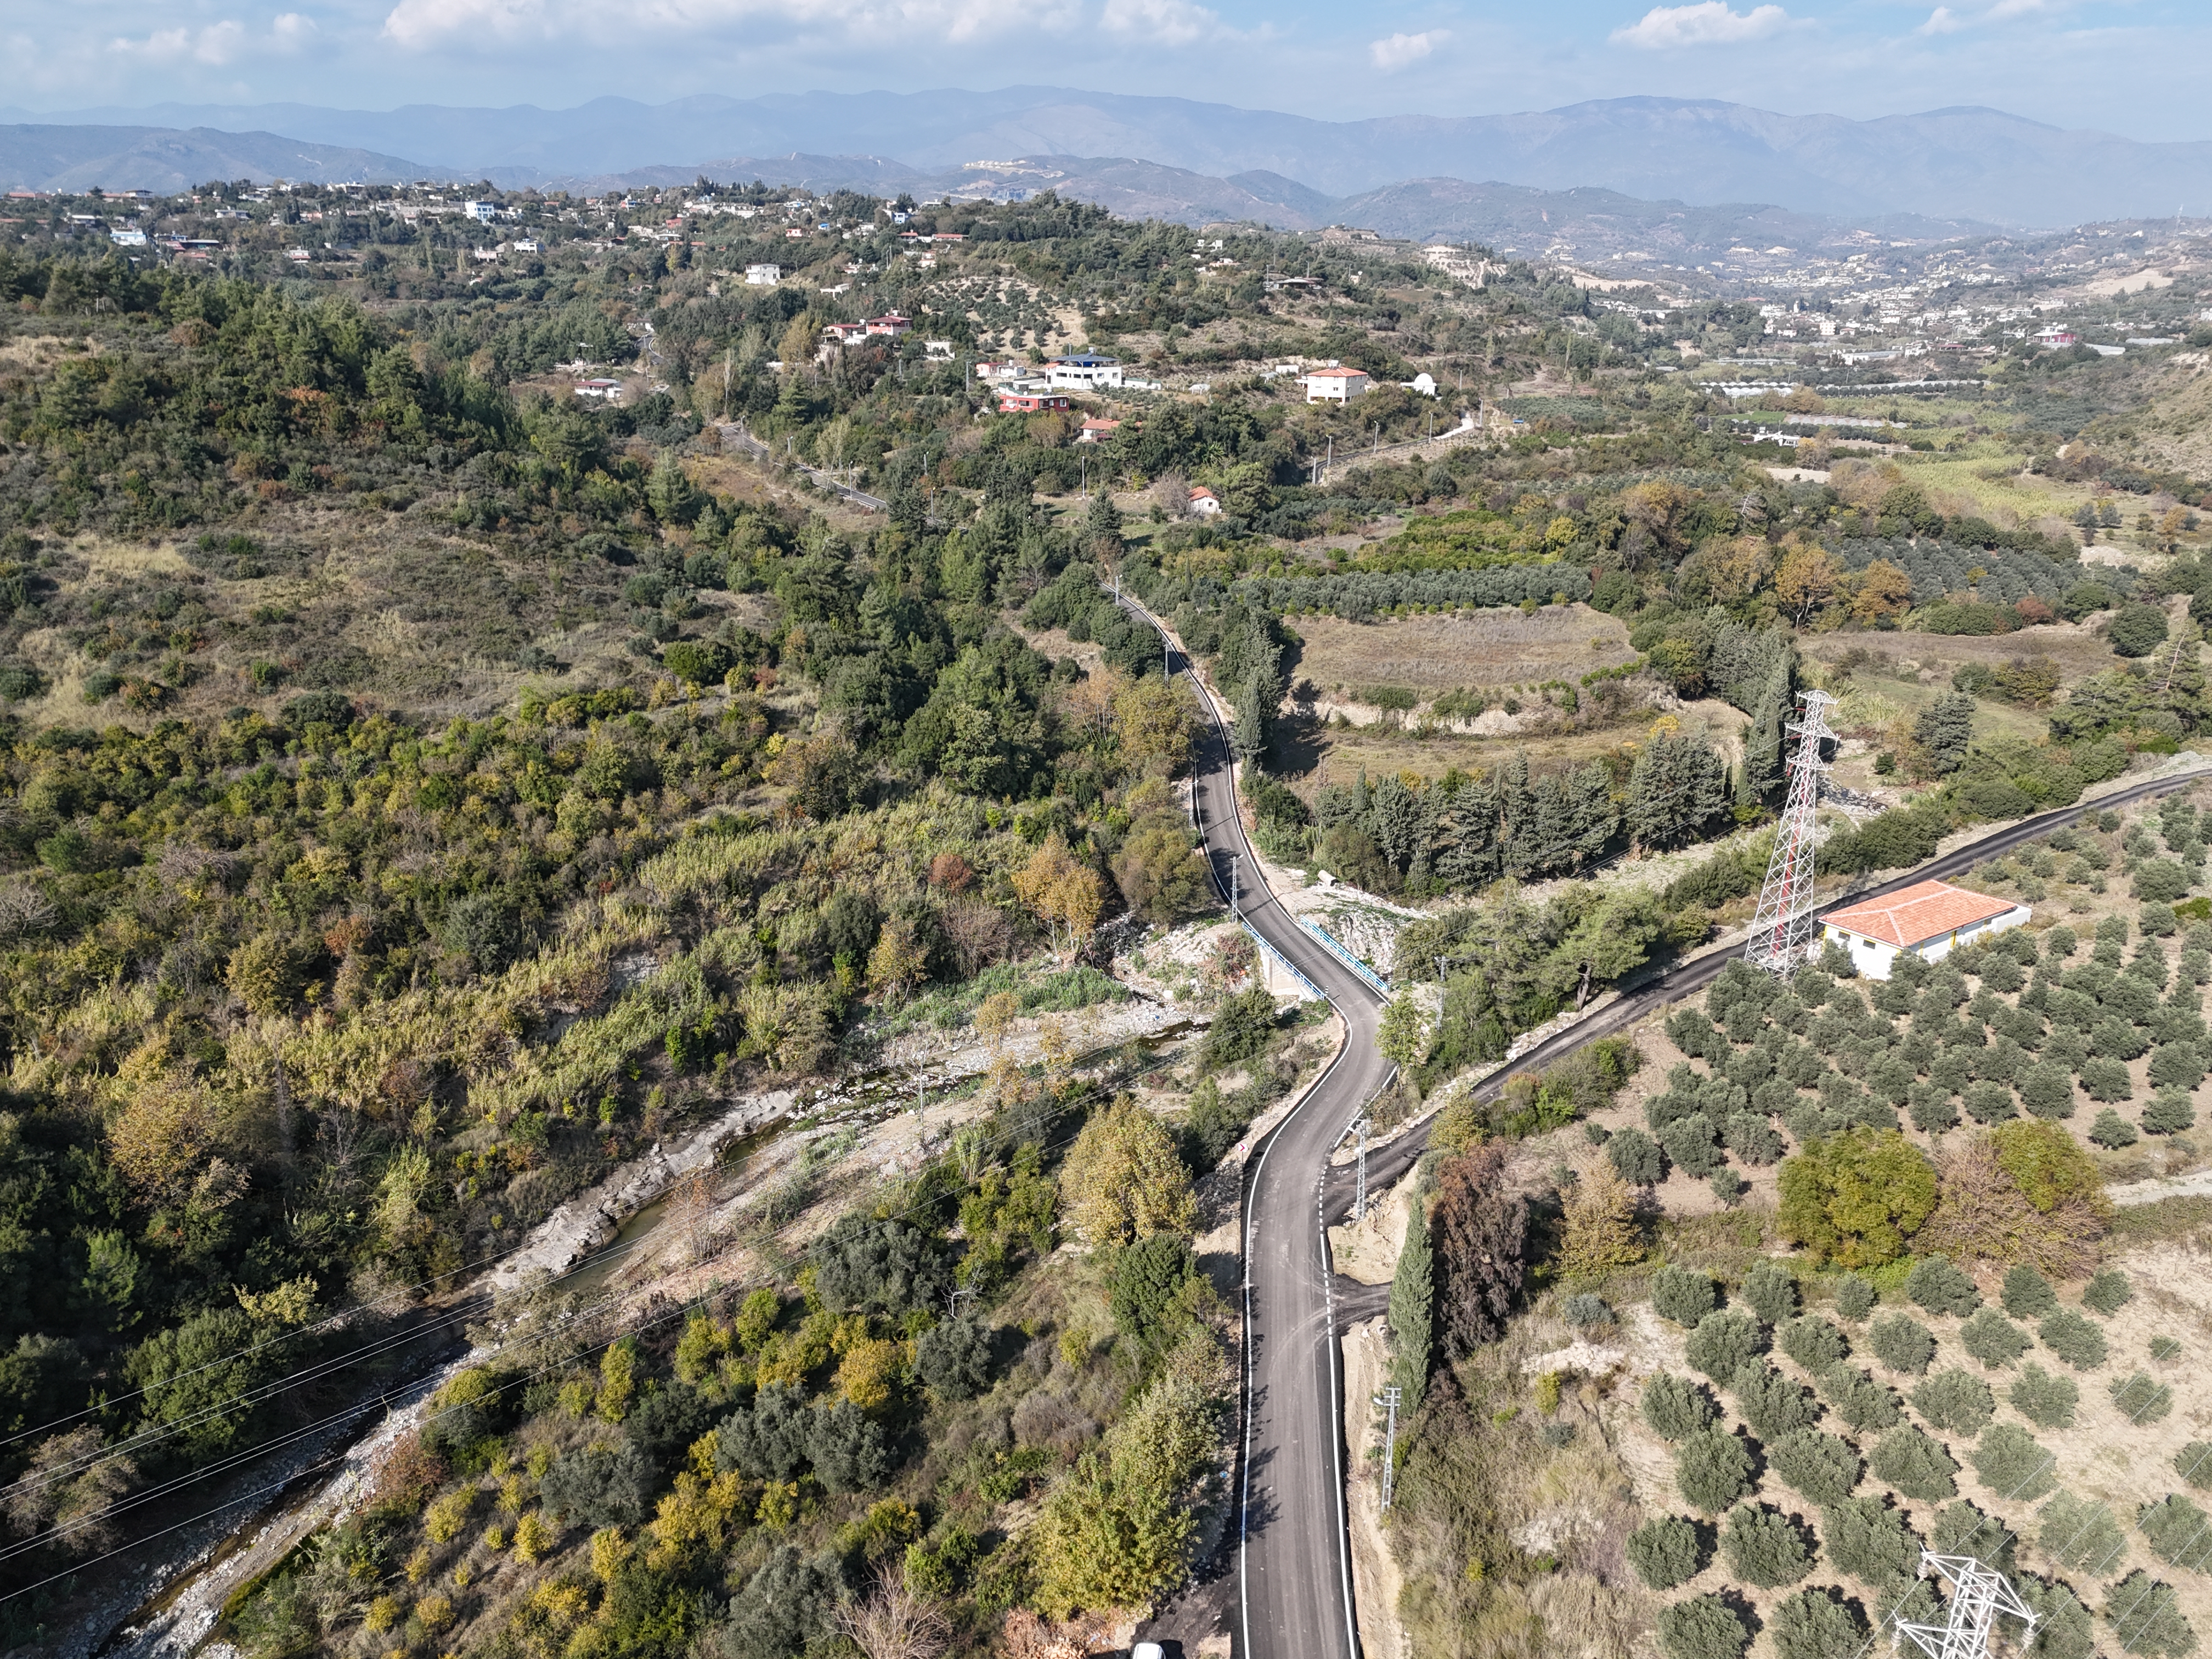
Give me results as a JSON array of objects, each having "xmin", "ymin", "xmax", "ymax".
[
  {"xmin": 1627, "ymin": 731, "xmax": 1731, "ymax": 853},
  {"xmin": 1913, "ymin": 690, "xmax": 1977, "ymax": 776}
]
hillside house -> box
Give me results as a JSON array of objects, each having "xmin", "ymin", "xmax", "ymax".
[
  {"xmin": 998, "ymin": 391, "xmax": 1070, "ymax": 413},
  {"xmin": 1303, "ymin": 365, "xmax": 1370, "ymax": 402},
  {"xmin": 745, "ymin": 264, "xmax": 782, "ymax": 285},
  {"xmin": 1819, "ymin": 880, "xmax": 2030, "ymax": 979}
]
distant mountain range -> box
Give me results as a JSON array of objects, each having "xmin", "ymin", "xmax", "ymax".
[
  {"xmin": 3, "ymin": 89, "xmax": 2206, "ymax": 229},
  {"xmin": 0, "ymin": 124, "xmax": 1995, "ymax": 270}
]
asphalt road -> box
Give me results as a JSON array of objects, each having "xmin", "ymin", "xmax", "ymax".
[
  {"xmin": 1119, "ymin": 580, "xmax": 2210, "ymax": 1659},
  {"xmin": 1114, "ymin": 595, "xmax": 1385, "ymax": 1659}
]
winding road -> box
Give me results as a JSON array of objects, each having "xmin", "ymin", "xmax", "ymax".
[{"xmin": 1119, "ymin": 580, "xmax": 2211, "ymax": 1659}]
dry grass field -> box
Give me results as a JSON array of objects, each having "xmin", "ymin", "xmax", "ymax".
[{"xmin": 1288, "ymin": 604, "xmax": 1637, "ymax": 702}]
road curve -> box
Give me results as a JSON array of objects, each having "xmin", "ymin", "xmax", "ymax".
[
  {"xmin": 1121, "ymin": 580, "xmax": 2209, "ymax": 1659},
  {"xmin": 1115, "ymin": 593, "xmax": 1383, "ymax": 1659}
]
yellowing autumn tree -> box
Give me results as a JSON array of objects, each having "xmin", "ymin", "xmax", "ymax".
[
  {"xmin": 1775, "ymin": 543, "xmax": 1843, "ymax": 625},
  {"xmin": 1061, "ymin": 1099, "xmax": 1196, "ymax": 1248},
  {"xmin": 1012, "ymin": 835, "xmax": 1105, "ymax": 960},
  {"xmin": 1849, "ymin": 557, "xmax": 1915, "ymax": 625},
  {"xmin": 1112, "ymin": 675, "xmax": 1195, "ymax": 778}
]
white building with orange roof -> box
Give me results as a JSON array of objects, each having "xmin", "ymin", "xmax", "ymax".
[{"xmin": 1818, "ymin": 879, "xmax": 2032, "ymax": 980}]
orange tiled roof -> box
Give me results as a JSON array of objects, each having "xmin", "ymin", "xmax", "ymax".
[{"xmin": 1821, "ymin": 879, "xmax": 2019, "ymax": 949}]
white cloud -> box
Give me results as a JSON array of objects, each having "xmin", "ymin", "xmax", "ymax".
[
  {"xmin": 1921, "ymin": 0, "xmax": 2059, "ymax": 30},
  {"xmin": 1917, "ymin": 6, "xmax": 1963, "ymax": 32},
  {"xmin": 110, "ymin": 13, "xmax": 316, "ymax": 64},
  {"xmin": 1369, "ymin": 29, "xmax": 1447, "ymax": 71},
  {"xmin": 1611, "ymin": 2, "xmax": 1792, "ymax": 48},
  {"xmin": 383, "ymin": 0, "xmax": 1076, "ymax": 49},
  {"xmin": 1099, "ymin": 0, "xmax": 1218, "ymax": 44}
]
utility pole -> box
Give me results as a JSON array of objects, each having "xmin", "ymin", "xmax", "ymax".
[
  {"xmin": 1353, "ymin": 1116, "xmax": 1372, "ymax": 1222},
  {"xmin": 1375, "ymin": 1387, "xmax": 1403, "ymax": 1511},
  {"xmin": 1231, "ymin": 855, "xmax": 1241, "ymax": 922}
]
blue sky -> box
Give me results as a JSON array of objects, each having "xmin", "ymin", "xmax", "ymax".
[{"xmin": 7, "ymin": 0, "xmax": 2210, "ymax": 142}]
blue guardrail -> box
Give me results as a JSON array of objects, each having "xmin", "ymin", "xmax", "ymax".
[{"xmin": 1299, "ymin": 918, "xmax": 1391, "ymax": 996}]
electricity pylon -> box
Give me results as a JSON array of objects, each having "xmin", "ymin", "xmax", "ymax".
[
  {"xmin": 1745, "ymin": 689, "xmax": 1840, "ymax": 977},
  {"xmin": 1893, "ymin": 1551, "xmax": 2038, "ymax": 1659}
]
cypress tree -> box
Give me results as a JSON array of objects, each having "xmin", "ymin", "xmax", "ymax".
[{"xmin": 1388, "ymin": 1176, "xmax": 1434, "ymax": 1408}]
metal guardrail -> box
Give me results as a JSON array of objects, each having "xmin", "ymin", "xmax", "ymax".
[
  {"xmin": 1241, "ymin": 918, "xmax": 1325, "ymax": 1001},
  {"xmin": 1300, "ymin": 918, "xmax": 1391, "ymax": 996}
]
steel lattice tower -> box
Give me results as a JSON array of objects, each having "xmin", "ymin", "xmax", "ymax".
[
  {"xmin": 1893, "ymin": 1551, "xmax": 2038, "ymax": 1659},
  {"xmin": 1745, "ymin": 689, "xmax": 1841, "ymax": 977}
]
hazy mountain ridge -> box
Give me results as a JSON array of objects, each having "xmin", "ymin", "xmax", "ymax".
[
  {"xmin": 0, "ymin": 124, "xmax": 430, "ymax": 194},
  {"xmin": 4, "ymin": 90, "xmax": 2210, "ymax": 224}
]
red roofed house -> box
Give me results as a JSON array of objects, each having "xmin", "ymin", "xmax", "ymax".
[
  {"xmin": 1302, "ymin": 364, "xmax": 1371, "ymax": 403},
  {"xmin": 1188, "ymin": 487, "xmax": 1222, "ymax": 517},
  {"xmin": 1077, "ymin": 417, "xmax": 1121, "ymax": 444},
  {"xmin": 998, "ymin": 391, "xmax": 1070, "ymax": 413},
  {"xmin": 1819, "ymin": 879, "xmax": 2030, "ymax": 980},
  {"xmin": 866, "ymin": 314, "xmax": 911, "ymax": 336}
]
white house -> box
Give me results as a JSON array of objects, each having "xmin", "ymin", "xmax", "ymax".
[
  {"xmin": 462, "ymin": 201, "xmax": 498, "ymax": 223},
  {"xmin": 1819, "ymin": 880, "xmax": 2030, "ymax": 980},
  {"xmin": 1188, "ymin": 487, "xmax": 1222, "ymax": 517},
  {"xmin": 1046, "ymin": 354, "xmax": 1122, "ymax": 390},
  {"xmin": 745, "ymin": 264, "xmax": 782, "ymax": 286},
  {"xmin": 1303, "ymin": 365, "xmax": 1370, "ymax": 403}
]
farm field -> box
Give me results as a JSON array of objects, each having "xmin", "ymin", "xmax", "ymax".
[{"xmin": 1287, "ymin": 604, "xmax": 1637, "ymax": 702}]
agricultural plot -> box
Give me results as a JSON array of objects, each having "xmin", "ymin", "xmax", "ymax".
[{"xmin": 1288, "ymin": 605, "xmax": 1637, "ymax": 706}]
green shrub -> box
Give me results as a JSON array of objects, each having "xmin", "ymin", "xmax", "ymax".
[
  {"xmin": 1868, "ymin": 1313, "xmax": 1936, "ymax": 1375},
  {"xmin": 2176, "ymin": 1443, "xmax": 2212, "ymax": 1490},
  {"xmin": 1821, "ymin": 1366, "xmax": 1903, "ymax": 1432},
  {"xmin": 1776, "ymin": 1128, "xmax": 1938, "ymax": 1268},
  {"xmin": 2000, "ymin": 1265, "xmax": 2057, "ymax": 1319},
  {"xmin": 1970, "ymin": 1423, "xmax": 2055, "ymax": 1500},
  {"xmin": 1960, "ymin": 1308, "xmax": 2032, "ymax": 1369},
  {"xmin": 1641, "ymin": 1372, "xmax": 1718, "ymax": 1441},
  {"xmin": 1869, "ymin": 1425, "xmax": 1960, "ymax": 1501},
  {"xmin": 1607, "ymin": 1126, "xmax": 1667, "ymax": 1185},
  {"xmin": 1660, "ymin": 1116, "xmax": 1725, "ymax": 1177},
  {"xmin": 2106, "ymin": 1570, "xmax": 2197, "ymax": 1658},
  {"xmin": 1933, "ymin": 1498, "xmax": 2016, "ymax": 1573},
  {"xmin": 2019, "ymin": 1062, "xmax": 2077, "ymax": 1119},
  {"xmin": 1906, "ymin": 1256, "xmax": 1981, "ymax": 1316},
  {"xmin": 1733, "ymin": 1363, "xmax": 1819, "ymax": 1441},
  {"xmin": 2037, "ymin": 1489, "xmax": 2124, "ymax": 1574},
  {"xmin": 2018, "ymin": 1577, "xmax": 2097, "ymax": 1659},
  {"xmin": 2080, "ymin": 1057, "xmax": 2135, "ymax": 1103},
  {"xmin": 1657, "ymin": 1594, "xmax": 1751, "ymax": 1659},
  {"xmin": 1768, "ymin": 1429, "xmax": 1860, "ymax": 1506},
  {"xmin": 1833, "ymin": 1274, "xmax": 1878, "ymax": 1321},
  {"xmin": 2140, "ymin": 1494, "xmax": 2212, "ymax": 1572},
  {"xmin": 1778, "ymin": 1315, "xmax": 1849, "ymax": 1373},
  {"xmin": 2039, "ymin": 1308, "xmax": 2109, "ymax": 1370},
  {"xmin": 2089, "ymin": 1107, "xmax": 2141, "ymax": 1148},
  {"xmin": 2145, "ymin": 1089, "xmax": 2199, "ymax": 1135},
  {"xmin": 2083, "ymin": 1268, "xmax": 2134, "ymax": 1314},
  {"xmin": 2149, "ymin": 1043, "xmax": 2206, "ymax": 1091},
  {"xmin": 2010, "ymin": 1363, "xmax": 2081, "ymax": 1429},
  {"xmin": 1767, "ymin": 1588, "xmax": 1869, "ymax": 1659},
  {"xmin": 1820, "ymin": 1494, "xmax": 1920, "ymax": 1592},
  {"xmin": 1742, "ymin": 1260, "xmax": 1799, "ymax": 1324},
  {"xmin": 1719, "ymin": 1503, "xmax": 1814, "ymax": 1588},
  {"xmin": 1676, "ymin": 1428, "xmax": 1756, "ymax": 1514},
  {"xmin": 1963, "ymin": 1081, "xmax": 2018, "ymax": 1124},
  {"xmin": 1624, "ymin": 1514, "xmax": 1706, "ymax": 1590},
  {"xmin": 2110, "ymin": 1370, "xmax": 2175, "ymax": 1424},
  {"xmin": 1912, "ymin": 1369, "xmax": 1996, "ymax": 1435},
  {"xmin": 1652, "ymin": 1264, "xmax": 1719, "ymax": 1326},
  {"xmin": 1686, "ymin": 1310, "xmax": 1764, "ymax": 1383}
]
